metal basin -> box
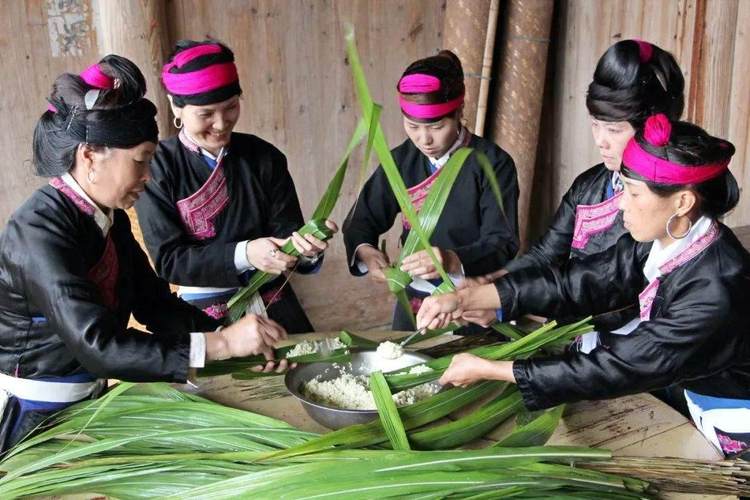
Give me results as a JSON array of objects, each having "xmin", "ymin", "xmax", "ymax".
[{"xmin": 285, "ymin": 350, "xmax": 437, "ymax": 430}]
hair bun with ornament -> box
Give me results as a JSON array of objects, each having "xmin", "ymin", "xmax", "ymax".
[{"xmin": 643, "ymin": 113, "xmax": 671, "ymax": 147}]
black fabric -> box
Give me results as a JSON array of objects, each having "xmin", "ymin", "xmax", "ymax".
[
  {"xmin": 496, "ymin": 227, "xmax": 750, "ymax": 410},
  {"xmin": 134, "ymin": 132, "xmax": 314, "ymax": 332},
  {"xmin": 0, "ymin": 186, "xmax": 220, "ymax": 382},
  {"xmin": 343, "ymin": 134, "xmax": 520, "ymax": 278},
  {"xmin": 505, "ymin": 163, "xmax": 626, "ymax": 271},
  {"xmin": 61, "ymin": 98, "xmax": 159, "ymax": 147}
]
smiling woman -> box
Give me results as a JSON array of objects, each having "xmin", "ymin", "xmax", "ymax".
[
  {"xmin": 135, "ymin": 39, "xmax": 336, "ymax": 331},
  {"xmin": 0, "ymin": 54, "xmax": 287, "ymax": 452}
]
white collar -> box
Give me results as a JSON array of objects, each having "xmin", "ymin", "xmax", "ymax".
[
  {"xmin": 428, "ymin": 127, "xmax": 468, "ymax": 169},
  {"xmin": 642, "ymin": 215, "xmax": 713, "ymax": 282},
  {"xmin": 61, "ymin": 173, "xmax": 113, "ymax": 236},
  {"xmin": 184, "ymin": 131, "xmax": 227, "ymax": 163}
]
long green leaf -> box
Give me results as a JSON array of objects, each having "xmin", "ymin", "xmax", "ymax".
[
  {"xmin": 370, "ymin": 371, "xmax": 410, "ymax": 450},
  {"xmin": 495, "ymin": 405, "xmax": 565, "ymax": 448}
]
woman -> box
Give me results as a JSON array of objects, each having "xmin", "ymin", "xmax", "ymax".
[
  {"xmin": 507, "ymin": 39, "xmax": 684, "ymax": 271},
  {"xmin": 135, "ymin": 40, "xmax": 335, "ymax": 332},
  {"xmin": 417, "ymin": 115, "xmax": 750, "ymax": 457},
  {"xmin": 466, "ymin": 39, "xmax": 686, "ymax": 339},
  {"xmin": 342, "ymin": 50, "xmax": 519, "ymax": 330},
  {"xmin": 0, "ymin": 55, "xmax": 287, "ymax": 451}
]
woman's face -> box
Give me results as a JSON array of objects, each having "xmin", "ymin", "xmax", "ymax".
[
  {"xmin": 88, "ymin": 141, "xmax": 155, "ymax": 210},
  {"xmin": 590, "ymin": 117, "xmax": 635, "ymax": 171},
  {"xmin": 619, "ymin": 176, "xmax": 688, "ymax": 243},
  {"xmin": 175, "ymin": 95, "xmax": 241, "ymax": 155},
  {"xmin": 403, "ymin": 115, "xmax": 460, "ymax": 159}
]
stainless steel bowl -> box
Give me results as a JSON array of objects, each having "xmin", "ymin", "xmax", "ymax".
[{"xmin": 285, "ymin": 350, "xmax": 437, "ymax": 430}]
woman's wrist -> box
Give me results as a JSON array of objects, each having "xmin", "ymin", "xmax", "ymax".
[{"xmin": 205, "ymin": 328, "xmax": 230, "ymax": 361}]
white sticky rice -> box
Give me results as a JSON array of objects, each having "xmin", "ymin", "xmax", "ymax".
[
  {"xmin": 286, "ymin": 338, "xmax": 347, "ymax": 358},
  {"xmin": 375, "ymin": 340, "xmax": 404, "ymax": 360}
]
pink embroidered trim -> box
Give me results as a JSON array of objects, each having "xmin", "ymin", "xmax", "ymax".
[
  {"xmin": 402, "ymin": 133, "xmax": 472, "ymax": 230},
  {"xmin": 638, "ymin": 222, "xmax": 720, "ymax": 321},
  {"xmin": 260, "ymin": 286, "xmax": 284, "ymax": 307},
  {"xmin": 203, "ymin": 303, "xmax": 228, "ymax": 319},
  {"xmin": 176, "ymin": 136, "xmax": 230, "ymax": 240},
  {"xmin": 403, "ymin": 168, "xmax": 444, "ymax": 230},
  {"xmin": 638, "ymin": 279, "xmax": 660, "ymax": 321},
  {"xmin": 571, "ymin": 192, "xmax": 623, "ymax": 250},
  {"xmin": 409, "ymin": 296, "xmax": 423, "ymax": 314},
  {"xmin": 49, "ymin": 177, "xmax": 95, "ymax": 216},
  {"xmin": 87, "ymin": 234, "xmax": 119, "ymax": 310}
]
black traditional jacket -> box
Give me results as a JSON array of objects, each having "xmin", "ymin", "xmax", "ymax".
[
  {"xmin": 498, "ymin": 226, "xmax": 750, "ymax": 410},
  {"xmin": 136, "ymin": 132, "xmax": 313, "ymax": 287},
  {"xmin": 343, "ymin": 134, "xmax": 519, "ymax": 276},
  {"xmin": 505, "ymin": 163, "xmax": 626, "ymax": 273},
  {"xmin": 0, "ymin": 182, "xmax": 219, "ymax": 382}
]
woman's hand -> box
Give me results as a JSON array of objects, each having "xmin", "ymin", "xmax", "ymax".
[
  {"xmin": 438, "ymin": 354, "xmax": 515, "ymax": 387},
  {"xmin": 400, "ymin": 247, "xmax": 461, "ymax": 279},
  {"xmin": 290, "ymin": 220, "xmax": 339, "ymax": 258},
  {"xmin": 356, "ymin": 245, "xmax": 390, "ymax": 283},
  {"xmin": 246, "ymin": 237, "xmax": 298, "ymax": 274},
  {"xmin": 205, "ymin": 314, "xmax": 291, "ymax": 373},
  {"xmin": 416, "ymin": 292, "xmax": 464, "ymax": 330},
  {"xmin": 461, "ymin": 309, "xmax": 498, "ymax": 327}
]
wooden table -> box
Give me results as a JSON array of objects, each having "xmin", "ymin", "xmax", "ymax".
[{"xmin": 194, "ymin": 331, "xmax": 724, "ymax": 464}]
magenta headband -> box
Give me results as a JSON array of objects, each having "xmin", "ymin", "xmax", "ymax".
[
  {"xmin": 161, "ymin": 44, "xmax": 239, "ymax": 96},
  {"xmin": 622, "ymin": 141, "xmax": 728, "ymax": 185},
  {"xmin": 398, "ymin": 73, "xmax": 463, "ymax": 120},
  {"xmin": 80, "ymin": 63, "xmax": 114, "ymax": 89},
  {"xmin": 633, "ymin": 39, "xmax": 653, "ymax": 63},
  {"xmin": 622, "ymin": 114, "xmax": 729, "ymax": 185}
]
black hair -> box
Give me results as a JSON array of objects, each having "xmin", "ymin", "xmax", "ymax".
[
  {"xmin": 164, "ymin": 39, "xmax": 243, "ymax": 107},
  {"xmin": 622, "ymin": 121, "xmax": 738, "ymax": 218},
  {"xmin": 398, "ymin": 50, "xmax": 464, "ymax": 123},
  {"xmin": 32, "ymin": 54, "xmax": 158, "ymax": 178},
  {"xmin": 586, "ymin": 40, "xmax": 685, "ymax": 127}
]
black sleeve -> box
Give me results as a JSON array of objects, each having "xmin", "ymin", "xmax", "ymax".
[
  {"xmin": 122, "ymin": 216, "xmax": 221, "ymax": 335},
  {"xmin": 504, "ymin": 180, "xmax": 578, "ymax": 274},
  {"xmin": 452, "ymin": 151, "xmax": 519, "ymax": 275},
  {"xmin": 342, "ymin": 165, "xmax": 401, "ymax": 275},
  {"xmin": 512, "ymin": 275, "xmax": 729, "ymax": 410},
  {"xmin": 496, "ymin": 234, "xmax": 643, "ymax": 321},
  {"xmin": 17, "ymin": 211, "xmax": 207, "ymax": 383},
  {"xmin": 135, "ymin": 153, "xmax": 241, "ymax": 287}
]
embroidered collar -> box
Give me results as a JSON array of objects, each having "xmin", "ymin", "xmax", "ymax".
[
  {"xmin": 642, "ymin": 215, "xmax": 713, "ymax": 282},
  {"xmin": 428, "ymin": 126, "xmax": 468, "ymax": 169},
  {"xmin": 61, "ymin": 173, "xmax": 113, "ymax": 236}
]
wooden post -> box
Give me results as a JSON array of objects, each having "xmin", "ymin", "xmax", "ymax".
[
  {"xmin": 488, "ymin": 0, "xmax": 553, "ymax": 248},
  {"xmin": 94, "ymin": 0, "xmax": 173, "ymax": 137}
]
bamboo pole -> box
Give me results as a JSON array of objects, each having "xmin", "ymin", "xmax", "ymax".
[
  {"xmin": 442, "ymin": 0, "xmax": 494, "ymax": 134},
  {"xmin": 488, "ymin": 0, "xmax": 553, "ymax": 248},
  {"xmin": 475, "ymin": 0, "xmax": 500, "ymax": 136}
]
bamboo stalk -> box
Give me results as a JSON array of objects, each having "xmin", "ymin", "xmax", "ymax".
[{"xmin": 475, "ymin": 0, "xmax": 500, "ymax": 136}]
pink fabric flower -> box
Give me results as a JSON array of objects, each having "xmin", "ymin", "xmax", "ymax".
[{"xmin": 643, "ymin": 113, "xmax": 671, "ymax": 147}]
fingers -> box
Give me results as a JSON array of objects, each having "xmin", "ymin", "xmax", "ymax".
[
  {"xmin": 257, "ymin": 317, "xmax": 287, "ymax": 344},
  {"xmin": 324, "ymin": 219, "xmax": 339, "ymax": 233}
]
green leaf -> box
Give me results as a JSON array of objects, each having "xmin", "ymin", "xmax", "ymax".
[
  {"xmin": 370, "ymin": 371, "xmax": 410, "ymax": 450},
  {"xmin": 495, "ymin": 405, "xmax": 565, "ymax": 448}
]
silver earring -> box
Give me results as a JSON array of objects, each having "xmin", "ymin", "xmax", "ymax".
[
  {"xmin": 666, "ymin": 213, "xmax": 692, "ymax": 240},
  {"xmin": 87, "ymin": 169, "xmax": 96, "ymax": 184},
  {"xmin": 173, "ymin": 116, "xmax": 183, "ymax": 129}
]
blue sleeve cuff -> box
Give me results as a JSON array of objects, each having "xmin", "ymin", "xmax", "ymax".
[{"xmin": 495, "ymin": 308, "xmax": 503, "ymax": 323}]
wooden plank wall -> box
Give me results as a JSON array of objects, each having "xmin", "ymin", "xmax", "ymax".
[{"xmin": 531, "ymin": 0, "xmax": 749, "ymax": 242}]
